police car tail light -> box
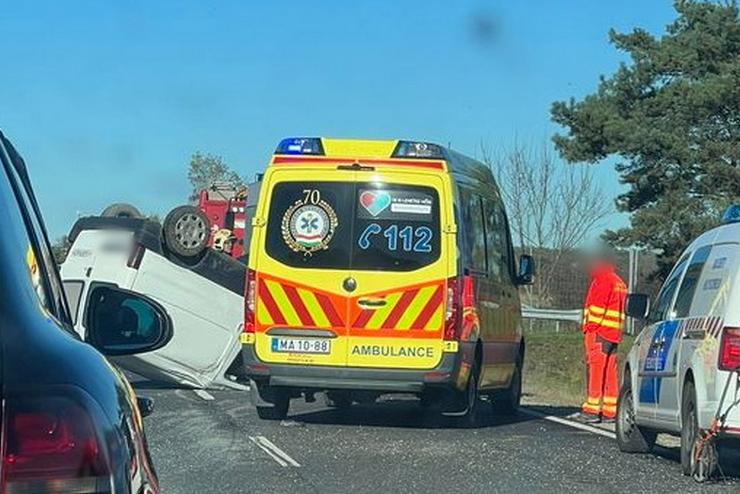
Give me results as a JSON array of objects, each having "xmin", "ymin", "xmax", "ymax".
[
  {"xmin": 1, "ymin": 396, "xmax": 112, "ymax": 493},
  {"xmin": 444, "ymin": 276, "xmax": 461, "ymax": 341},
  {"xmin": 719, "ymin": 327, "xmax": 740, "ymax": 371},
  {"xmin": 244, "ymin": 269, "xmax": 257, "ymax": 334}
]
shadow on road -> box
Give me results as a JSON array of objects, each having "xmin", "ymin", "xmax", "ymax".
[{"xmin": 290, "ymin": 397, "xmax": 543, "ymax": 430}]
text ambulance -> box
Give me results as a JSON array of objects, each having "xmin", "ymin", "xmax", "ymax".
[{"xmin": 242, "ymin": 137, "xmax": 534, "ymax": 424}]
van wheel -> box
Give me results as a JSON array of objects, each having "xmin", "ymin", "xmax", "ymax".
[
  {"xmin": 616, "ymin": 373, "xmax": 656, "ymax": 453},
  {"xmin": 325, "ymin": 391, "xmax": 353, "ymax": 409},
  {"xmin": 253, "ymin": 383, "xmax": 289, "ymax": 421},
  {"xmin": 454, "ymin": 361, "xmax": 482, "ymax": 427},
  {"xmin": 101, "ymin": 202, "xmax": 142, "ymax": 219},
  {"xmin": 492, "ymin": 356, "xmax": 523, "ymax": 415},
  {"xmin": 163, "ymin": 205, "xmax": 211, "ymax": 258},
  {"xmin": 681, "ymin": 380, "xmax": 717, "ymax": 479}
]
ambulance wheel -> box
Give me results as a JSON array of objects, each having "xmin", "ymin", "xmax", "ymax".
[
  {"xmin": 101, "ymin": 202, "xmax": 142, "ymax": 219},
  {"xmin": 254, "ymin": 383, "xmax": 289, "ymax": 421},
  {"xmin": 455, "ymin": 361, "xmax": 482, "ymax": 427},
  {"xmin": 492, "ymin": 355, "xmax": 523, "ymax": 415},
  {"xmin": 616, "ymin": 372, "xmax": 656, "ymax": 453},
  {"xmin": 681, "ymin": 380, "xmax": 717, "ymax": 479},
  {"xmin": 163, "ymin": 205, "xmax": 211, "ymax": 258},
  {"xmin": 325, "ymin": 391, "xmax": 353, "ymax": 409}
]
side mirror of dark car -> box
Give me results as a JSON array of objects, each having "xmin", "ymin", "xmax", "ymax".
[
  {"xmin": 85, "ymin": 286, "xmax": 173, "ymax": 356},
  {"xmin": 516, "ymin": 254, "xmax": 535, "ymax": 286},
  {"xmin": 626, "ymin": 293, "xmax": 650, "ymax": 320}
]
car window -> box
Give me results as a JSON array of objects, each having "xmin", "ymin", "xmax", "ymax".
[
  {"xmin": 0, "ymin": 157, "xmax": 54, "ymax": 313},
  {"xmin": 484, "ymin": 199, "xmax": 509, "ymax": 283},
  {"xmin": 689, "ymin": 243, "xmax": 739, "ymax": 318},
  {"xmin": 265, "ymin": 181, "xmax": 441, "ymax": 272},
  {"xmin": 673, "ymin": 245, "xmax": 712, "ymax": 318},
  {"xmin": 460, "ymin": 188, "xmax": 487, "ymax": 274},
  {"xmin": 0, "ymin": 137, "xmax": 73, "ymax": 328},
  {"xmin": 648, "ymin": 254, "xmax": 689, "ymax": 323},
  {"xmin": 63, "ymin": 280, "xmax": 85, "ymax": 324}
]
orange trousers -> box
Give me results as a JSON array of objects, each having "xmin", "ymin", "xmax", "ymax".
[{"xmin": 582, "ymin": 332, "xmax": 619, "ymax": 418}]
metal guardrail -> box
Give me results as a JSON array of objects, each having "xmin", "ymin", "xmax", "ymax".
[{"xmin": 521, "ymin": 306, "xmax": 582, "ymax": 332}]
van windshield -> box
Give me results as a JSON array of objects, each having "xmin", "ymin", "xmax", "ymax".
[{"xmin": 265, "ymin": 181, "xmax": 440, "ymax": 271}]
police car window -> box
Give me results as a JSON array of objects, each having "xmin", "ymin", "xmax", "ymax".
[
  {"xmin": 265, "ymin": 182, "xmax": 353, "ymax": 270},
  {"xmin": 649, "ymin": 254, "xmax": 689, "ymax": 323},
  {"xmin": 352, "ymin": 184, "xmax": 440, "ymax": 271},
  {"xmin": 460, "ymin": 188, "xmax": 487, "ymax": 274},
  {"xmin": 689, "ymin": 243, "xmax": 738, "ymax": 318},
  {"xmin": 673, "ymin": 245, "xmax": 712, "ymax": 318}
]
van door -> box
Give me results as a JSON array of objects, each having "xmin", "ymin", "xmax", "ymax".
[
  {"xmin": 637, "ymin": 254, "xmax": 688, "ymax": 423},
  {"xmin": 346, "ymin": 171, "xmax": 451, "ymax": 370},
  {"xmin": 252, "ymin": 169, "xmax": 356, "ymax": 367}
]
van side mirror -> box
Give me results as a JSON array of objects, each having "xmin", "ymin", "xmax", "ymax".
[
  {"xmin": 85, "ymin": 286, "xmax": 173, "ymax": 356},
  {"xmin": 626, "ymin": 293, "xmax": 650, "ymax": 320},
  {"xmin": 516, "ymin": 254, "xmax": 535, "ymax": 286}
]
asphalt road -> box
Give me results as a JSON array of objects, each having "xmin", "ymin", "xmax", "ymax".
[{"xmin": 132, "ymin": 379, "xmax": 740, "ymax": 494}]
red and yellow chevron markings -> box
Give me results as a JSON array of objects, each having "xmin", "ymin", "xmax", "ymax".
[
  {"xmin": 256, "ymin": 275, "xmax": 344, "ymax": 328},
  {"xmin": 351, "ymin": 280, "xmax": 444, "ymax": 333}
]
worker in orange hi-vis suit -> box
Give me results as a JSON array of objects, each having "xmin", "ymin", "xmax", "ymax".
[{"xmin": 580, "ymin": 255, "xmax": 627, "ymax": 423}]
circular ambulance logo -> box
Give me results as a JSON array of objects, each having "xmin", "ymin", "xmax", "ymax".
[{"xmin": 282, "ymin": 194, "xmax": 338, "ymax": 255}]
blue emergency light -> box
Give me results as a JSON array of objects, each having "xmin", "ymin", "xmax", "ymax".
[
  {"xmin": 721, "ymin": 205, "xmax": 740, "ymax": 224},
  {"xmin": 392, "ymin": 140, "xmax": 445, "ymax": 160},
  {"xmin": 275, "ymin": 137, "xmax": 325, "ymax": 156}
]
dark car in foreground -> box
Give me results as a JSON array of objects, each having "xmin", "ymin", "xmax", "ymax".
[{"xmin": 0, "ymin": 131, "xmax": 172, "ymax": 493}]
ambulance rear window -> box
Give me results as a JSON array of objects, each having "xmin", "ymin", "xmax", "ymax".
[{"xmin": 264, "ymin": 181, "xmax": 440, "ymax": 271}]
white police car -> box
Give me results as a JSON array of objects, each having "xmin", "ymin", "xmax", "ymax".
[{"xmin": 617, "ymin": 206, "xmax": 740, "ymax": 480}]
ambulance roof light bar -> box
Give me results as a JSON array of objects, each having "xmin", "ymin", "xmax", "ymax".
[
  {"xmin": 721, "ymin": 205, "xmax": 740, "ymax": 225},
  {"xmin": 392, "ymin": 140, "xmax": 445, "ymax": 160},
  {"xmin": 275, "ymin": 137, "xmax": 325, "ymax": 156}
]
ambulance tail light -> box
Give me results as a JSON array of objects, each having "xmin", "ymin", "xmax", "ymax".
[
  {"xmin": 244, "ymin": 269, "xmax": 256, "ymax": 334},
  {"xmin": 719, "ymin": 327, "xmax": 740, "ymax": 371},
  {"xmin": 444, "ymin": 276, "xmax": 462, "ymax": 341},
  {"xmin": 1, "ymin": 396, "xmax": 112, "ymax": 493}
]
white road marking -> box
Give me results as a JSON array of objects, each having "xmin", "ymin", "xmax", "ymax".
[
  {"xmin": 249, "ymin": 435, "xmax": 301, "ymax": 467},
  {"xmin": 520, "ymin": 408, "xmax": 617, "ymax": 440},
  {"xmin": 193, "ymin": 389, "xmax": 214, "ymax": 401}
]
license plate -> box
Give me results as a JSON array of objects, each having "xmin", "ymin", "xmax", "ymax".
[{"xmin": 271, "ymin": 337, "xmax": 331, "ymax": 354}]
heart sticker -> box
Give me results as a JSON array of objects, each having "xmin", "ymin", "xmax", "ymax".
[{"xmin": 359, "ymin": 191, "xmax": 391, "ymax": 217}]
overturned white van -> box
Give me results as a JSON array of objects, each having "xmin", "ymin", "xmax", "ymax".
[{"xmin": 61, "ymin": 217, "xmax": 247, "ymax": 390}]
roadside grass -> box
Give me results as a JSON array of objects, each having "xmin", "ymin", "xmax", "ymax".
[{"xmin": 522, "ymin": 330, "xmax": 635, "ymax": 407}]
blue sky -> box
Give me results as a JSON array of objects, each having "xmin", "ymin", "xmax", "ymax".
[{"xmin": 1, "ymin": 1, "xmax": 677, "ymax": 238}]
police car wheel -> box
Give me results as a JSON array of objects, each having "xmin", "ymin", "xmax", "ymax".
[
  {"xmin": 681, "ymin": 380, "xmax": 717, "ymax": 478},
  {"xmin": 163, "ymin": 205, "xmax": 211, "ymax": 258},
  {"xmin": 616, "ymin": 374, "xmax": 656, "ymax": 453}
]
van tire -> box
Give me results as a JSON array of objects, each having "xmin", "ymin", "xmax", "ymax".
[
  {"xmin": 492, "ymin": 355, "xmax": 523, "ymax": 415},
  {"xmin": 616, "ymin": 373, "xmax": 656, "ymax": 453},
  {"xmin": 454, "ymin": 361, "xmax": 482, "ymax": 428},
  {"xmin": 254, "ymin": 383, "xmax": 289, "ymax": 421},
  {"xmin": 325, "ymin": 391, "xmax": 353, "ymax": 409},
  {"xmin": 101, "ymin": 203, "xmax": 142, "ymax": 219},
  {"xmin": 163, "ymin": 205, "xmax": 211, "ymax": 258}
]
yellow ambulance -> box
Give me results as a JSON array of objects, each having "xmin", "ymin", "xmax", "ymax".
[{"xmin": 242, "ymin": 137, "xmax": 534, "ymax": 424}]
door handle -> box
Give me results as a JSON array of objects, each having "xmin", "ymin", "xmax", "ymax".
[{"xmin": 358, "ymin": 298, "xmax": 387, "ymax": 308}]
